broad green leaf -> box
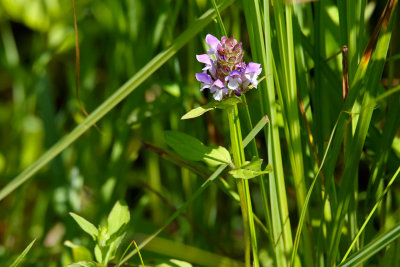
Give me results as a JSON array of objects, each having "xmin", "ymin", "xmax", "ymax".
[
  {"xmin": 70, "ymin": 213, "xmax": 98, "ymax": 240},
  {"xmin": 65, "ymin": 262, "xmax": 100, "ymax": 267},
  {"xmin": 164, "ymin": 131, "xmax": 231, "ymax": 166},
  {"xmin": 229, "ymin": 157, "xmax": 273, "ymax": 179},
  {"xmin": 107, "ymin": 201, "xmax": 130, "ymax": 237},
  {"xmin": 9, "ymin": 239, "xmax": 35, "ymax": 267}
]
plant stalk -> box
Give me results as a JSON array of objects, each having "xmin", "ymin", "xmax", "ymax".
[{"xmin": 227, "ymin": 105, "xmax": 259, "ymax": 267}]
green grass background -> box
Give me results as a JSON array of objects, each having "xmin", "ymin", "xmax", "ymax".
[{"xmin": 0, "ymin": 0, "xmax": 400, "ymax": 266}]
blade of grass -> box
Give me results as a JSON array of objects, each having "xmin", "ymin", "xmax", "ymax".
[
  {"xmin": 211, "ymin": 0, "xmax": 227, "ymax": 37},
  {"xmin": 290, "ymin": 117, "xmax": 339, "ymax": 266},
  {"xmin": 0, "ymin": 0, "xmax": 234, "ymax": 202},
  {"xmin": 9, "ymin": 239, "xmax": 36, "ymax": 267},
  {"xmin": 341, "ymin": 165, "xmax": 400, "ymax": 262},
  {"xmin": 337, "ymin": 222, "xmax": 400, "ymax": 267}
]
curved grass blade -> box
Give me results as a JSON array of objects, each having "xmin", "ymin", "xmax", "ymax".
[
  {"xmin": 337, "ymin": 223, "xmax": 400, "ymax": 267},
  {"xmin": 0, "ymin": 0, "xmax": 234, "ymax": 202},
  {"xmin": 290, "ymin": 118, "xmax": 339, "ymax": 266},
  {"xmin": 341, "ymin": 165, "xmax": 400, "ymax": 262},
  {"xmin": 10, "ymin": 239, "xmax": 36, "ymax": 267}
]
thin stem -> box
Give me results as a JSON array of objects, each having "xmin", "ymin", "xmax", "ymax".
[
  {"xmin": 133, "ymin": 240, "xmax": 145, "ymax": 267},
  {"xmin": 227, "ymin": 105, "xmax": 259, "ymax": 267},
  {"xmin": 211, "ymin": 0, "xmax": 228, "ymax": 37}
]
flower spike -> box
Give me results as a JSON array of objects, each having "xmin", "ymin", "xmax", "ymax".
[{"xmin": 196, "ymin": 35, "xmax": 262, "ymax": 101}]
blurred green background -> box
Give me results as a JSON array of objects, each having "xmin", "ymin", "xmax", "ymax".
[
  {"xmin": 0, "ymin": 0, "xmax": 251, "ymax": 265},
  {"xmin": 0, "ymin": 0, "xmax": 399, "ymax": 266}
]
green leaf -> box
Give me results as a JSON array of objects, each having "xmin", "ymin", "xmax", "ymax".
[
  {"xmin": 64, "ymin": 241, "xmax": 93, "ymax": 262},
  {"xmin": 164, "ymin": 131, "xmax": 231, "ymax": 166},
  {"xmin": 9, "ymin": 239, "xmax": 36, "ymax": 267},
  {"xmin": 181, "ymin": 101, "xmax": 216, "ymax": 120},
  {"xmin": 94, "ymin": 245, "xmax": 102, "ymax": 264},
  {"xmin": 65, "ymin": 262, "xmax": 100, "ymax": 267},
  {"xmin": 229, "ymin": 157, "xmax": 273, "ymax": 179},
  {"xmin": 70, "ymin": 213, "xmax": 98, "ymax": 240},
  {"xmin": 107, "ymin": 201, "xmax": 130, "ymax": 237},
  {"xmin": 181, "ymin": 98, "xmax": 243, "ymax": 120},
  {"xmin": 204, "ymin": 146, "xmax": 232, "ymax": 166},
  {"xmin": 103, "ymin": 235, "xmax": 125, "ymax": 266}
]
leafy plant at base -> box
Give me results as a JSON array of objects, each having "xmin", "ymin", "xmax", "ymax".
[{"xmin": 68, "ymin": 201, "xmax": 134, "ymax": 267}]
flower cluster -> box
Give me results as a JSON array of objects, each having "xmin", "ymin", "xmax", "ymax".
[{"xmin": 196, "ymin": 34, "xmax": 262, "ymax": 101}]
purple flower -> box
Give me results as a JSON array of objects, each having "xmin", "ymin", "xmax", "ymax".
[
  {"xmin": 196, "ymin": 34, "xmax": 262, "ymax": 101},
  {"xmin": 196, "ymin": 73, "xmax": 213, "ymax": 91},
  {"xmin": 206, "ymin": 34, "xmax": 221, "ymax": 56},
  {"xmin": 244, "ymin": 63, "xmax": 262, "ymax": 88},
  {"xmin": 196, "ymin": 54, "xmax": 216, "ymax": 78},
  {"xmin": 225, "ymin": 70, "xmax": 242, "ymax": 90},
  {"xmin": 210, "ymin": 79, "xmax": 228, "ymax": 101}
]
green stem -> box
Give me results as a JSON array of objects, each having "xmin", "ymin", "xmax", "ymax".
[
  {"xmin": 240, "ymin": 96, "xmax": 274, "ymax": 247},
  {"xmin": 227, "ymin": 105, "xmax": 259, "ymax": 267}
]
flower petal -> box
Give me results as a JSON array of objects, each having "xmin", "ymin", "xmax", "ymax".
[
  {"xmin": 213, "ymin": 79, "xmax": 225, "ymax": 88},
  {"xmin": 246, "ymin": 62, "xmax": 262, "ymax": 75},
  {"xmin": 229, "ymin": 69, "xmax": 242, "ymax": 77},
  {"xmin": 196, "ymin": 54, "xmax": 211, "ymax": 64},
  {"xmin": 195, "ymin": 73, "xmax": 213, "ymax": 84},
  {"xmin": 213, "ymin": 90, "xmax": 224, "ymax": 101},
  {"xmin": 206, "ymin": 34, "xmax": 221, "ymax": 50},
  {"xmin": 227, "ymin": 78, "xmax": 239, "ymax": 90},
  {"xmin": 200, "ymin": 83, "xmax": 211, "ymax": 91}
]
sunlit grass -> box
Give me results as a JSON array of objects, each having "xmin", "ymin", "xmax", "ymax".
[{"xmin": 0, "ymin": 0, "xmax": 399, "ymax": 266}]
